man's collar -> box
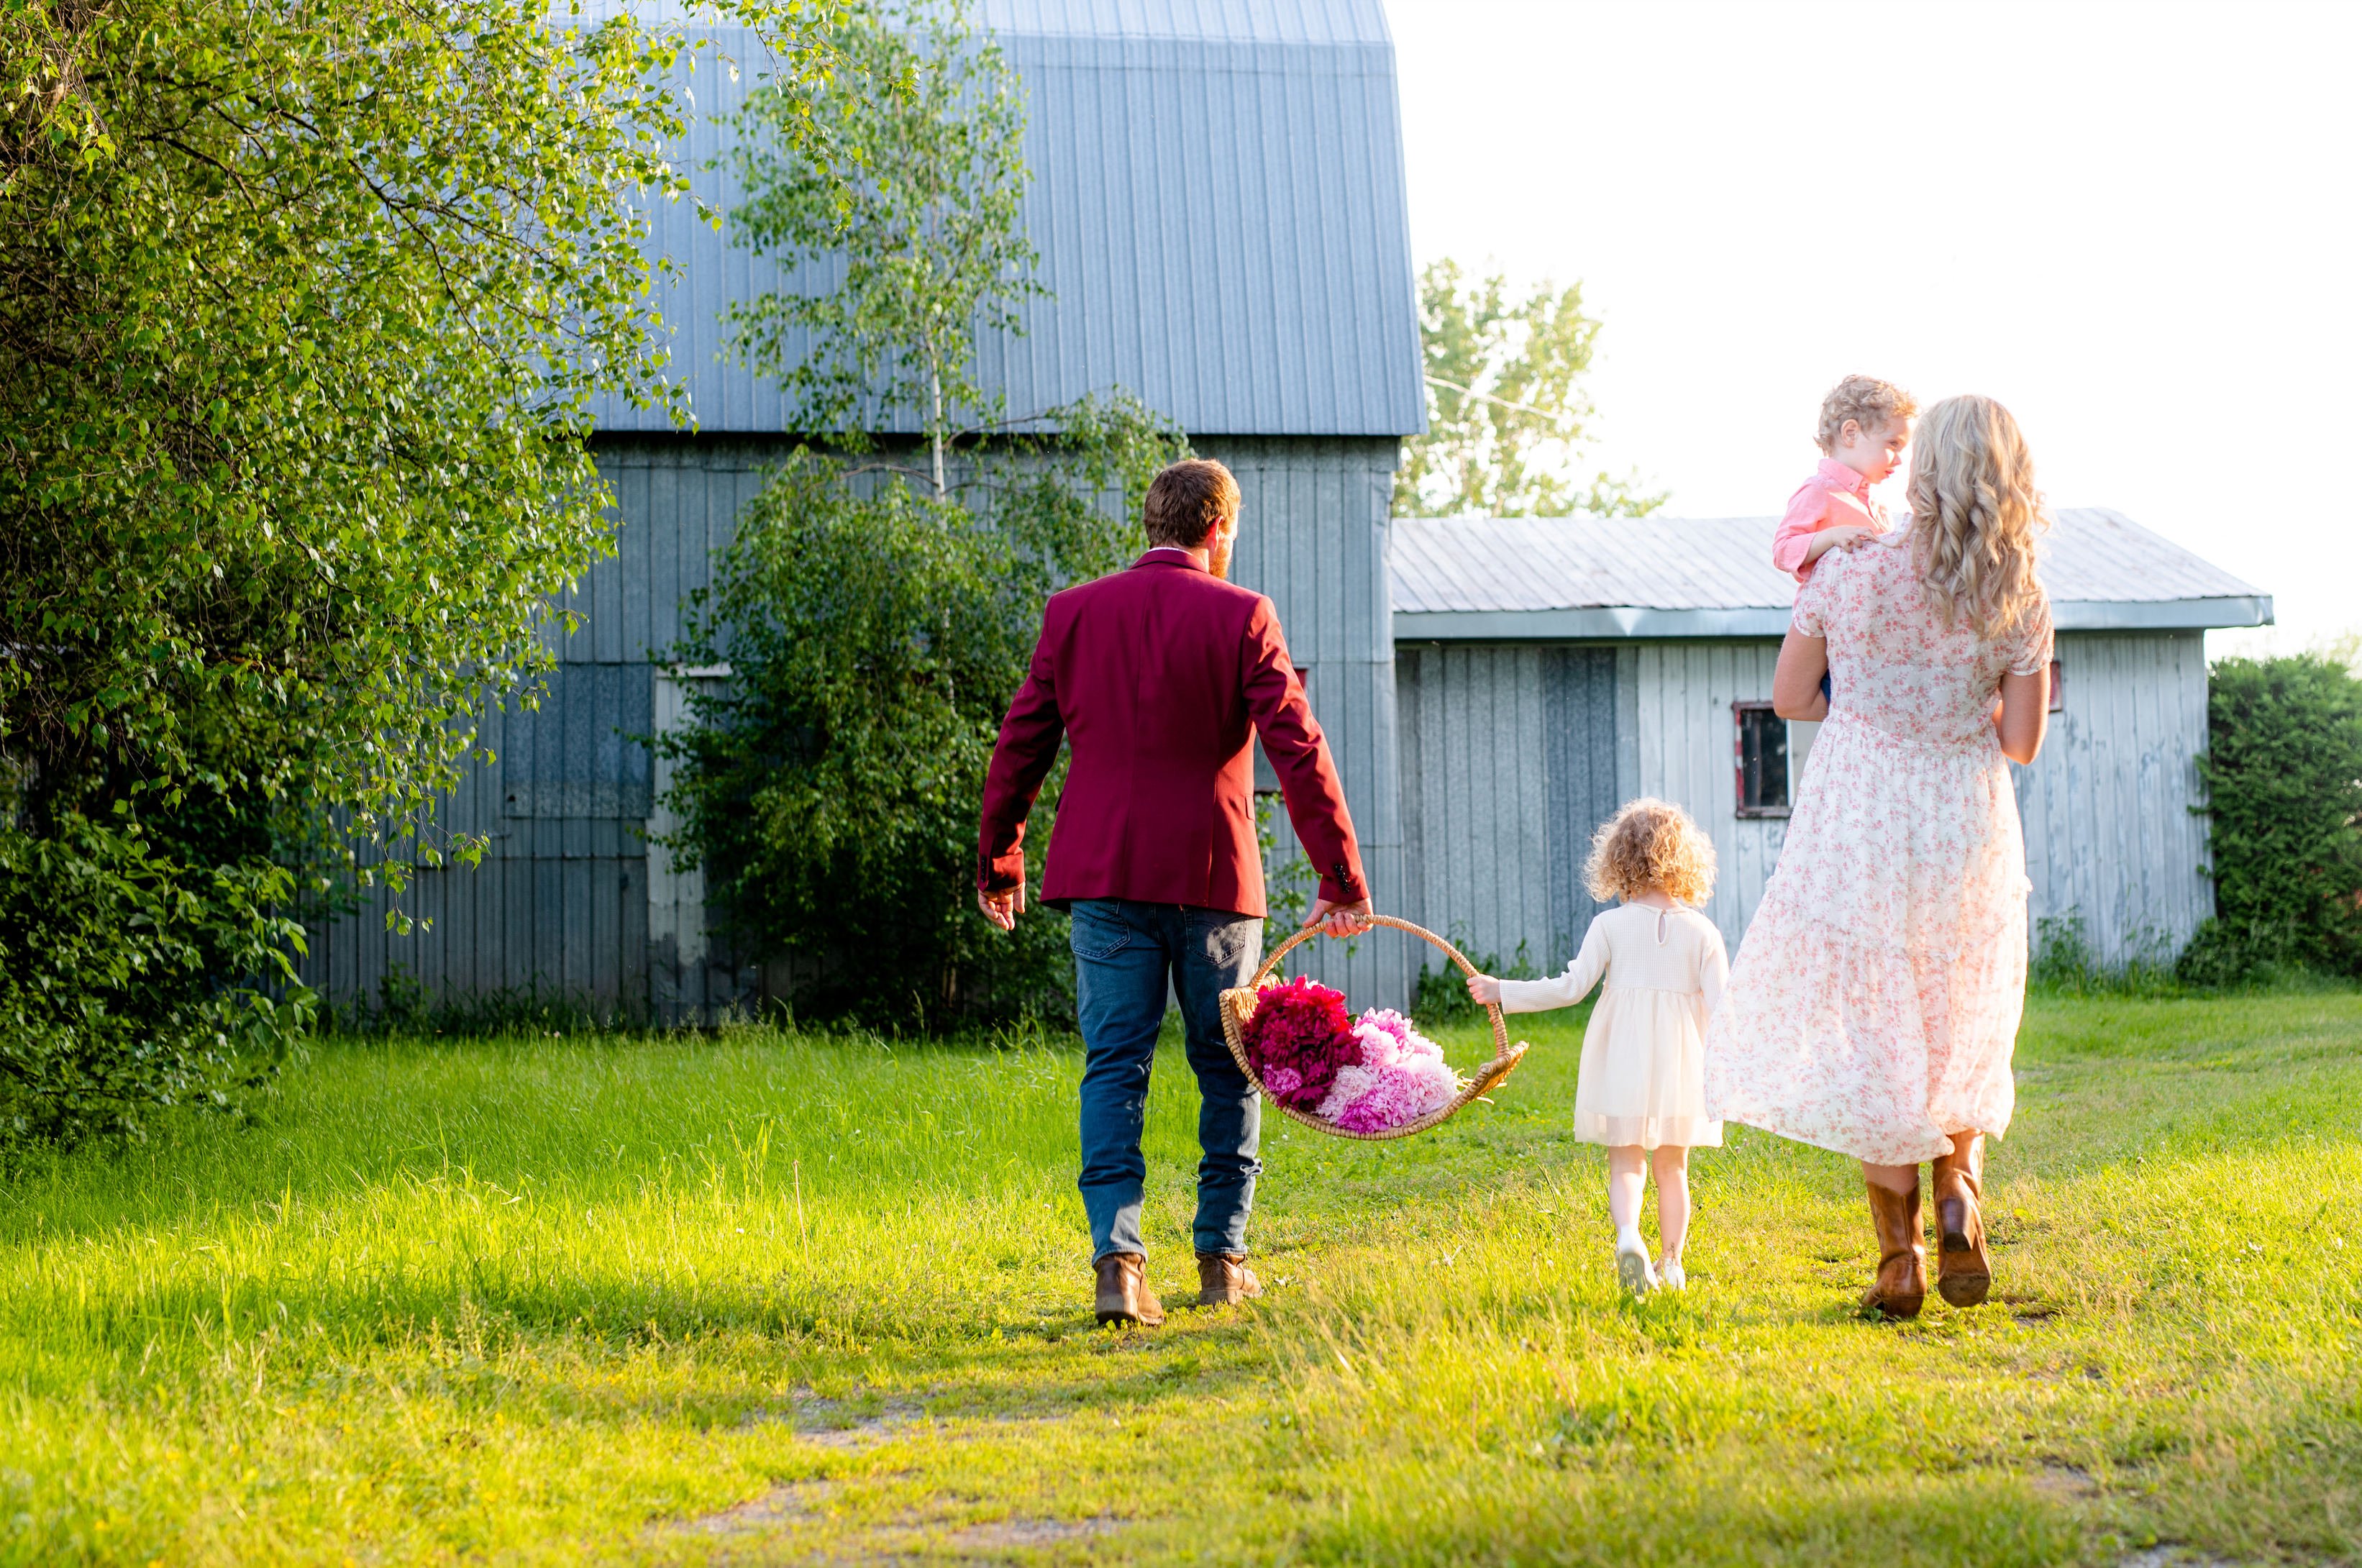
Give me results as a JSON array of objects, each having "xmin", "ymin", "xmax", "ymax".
[{"xmin": 1134, "ymin": 547, "xmax": 1206, "ymax": 571}]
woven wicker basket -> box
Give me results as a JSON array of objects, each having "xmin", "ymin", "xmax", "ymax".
[{"xmin": 1218, "ymin": 914, "xmax": 1528, "ymax": 1141}]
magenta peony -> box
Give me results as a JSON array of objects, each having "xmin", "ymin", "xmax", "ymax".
[
  {"xmin": 1239, "ymin": 975, "xmax": 1361, "ymax": 1111},
  {"xmin": 1242, "ymin": 983, "xmax": 1466, "ymax": 1133}
]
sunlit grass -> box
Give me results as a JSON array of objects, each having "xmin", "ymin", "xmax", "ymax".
[{"xmin": 3, "ymin": 993, "xmax": 2358, "ymax": 1565}]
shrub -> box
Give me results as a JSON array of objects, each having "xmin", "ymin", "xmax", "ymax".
[
  {"xmin": 0, "ymin": 812, "xmax": 309, "ymax": 1145},
  {"xmin": 2181, "ymin": 654, "xmax": 2362, "ymax": 984}
]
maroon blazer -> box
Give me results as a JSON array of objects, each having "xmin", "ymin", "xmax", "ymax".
[{"xmin": 977, "ymin": 551, "xmax": 1367, "ymax": 918}]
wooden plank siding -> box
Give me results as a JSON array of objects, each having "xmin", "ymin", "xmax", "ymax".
[
  {"xmin": 301, "ymin": 434, "xmax": 1410, "ymax": 1019},
  {"xmin": 2010, "ymin": 631, "xmax": 2213, "ymax": 963},
  {"xmin": 1388, "ymin": 630, "xmax": 2215, "ymax": 984}
]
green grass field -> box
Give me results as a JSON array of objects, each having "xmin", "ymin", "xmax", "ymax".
[{"xmin": 4, "ymin": 988, "xmax": 2358, "ymax": 1567}]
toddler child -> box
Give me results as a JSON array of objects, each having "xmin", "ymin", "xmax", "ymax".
[
  {"xmin": 1466, "ymin": 800, "xmax": 1728, "ymax": 1295},
  {"xmin": 1775, "ymin": 374, "xmax": 1918, "ymax": 582}
]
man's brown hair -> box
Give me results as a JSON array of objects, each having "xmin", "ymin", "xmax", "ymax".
[{"xmin": 1143, "ymin": 458, "xmax": 1240, "ymax": 549}]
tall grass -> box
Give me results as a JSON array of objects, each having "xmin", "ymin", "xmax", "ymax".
[{"xmin": 3, "ymin": 995, "xmax": 2358, "ymax": 1566}]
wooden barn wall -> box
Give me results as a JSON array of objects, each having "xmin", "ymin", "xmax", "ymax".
[
  {"xmin": 302, "ymin": 434, "xmax": 1410, "ymax": 1020},
  {"xmin": 1393, "ymin": 645, "xmax": 1630, "ymax": 988},
  {"xmin": 1387, "ymin": 631, "xmax": 2215, "ymax": 980},
  {"xmin": 2010, "ymin": 631, "xmax": 2213, "ymax": 962}
]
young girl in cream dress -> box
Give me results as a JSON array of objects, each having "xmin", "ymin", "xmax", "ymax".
[{"xmin": 1467, "ymin": 801, "xmax": 1727, "ymax": 1296}]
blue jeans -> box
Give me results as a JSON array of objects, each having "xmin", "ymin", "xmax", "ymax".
[{"xmin": 1068, "ymin": 898, "xmax": 1263, "ymax": 1261}]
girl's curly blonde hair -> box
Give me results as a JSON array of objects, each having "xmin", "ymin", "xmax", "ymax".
[
  {"xmin": 1905, "ymin": 393, "xmax": 2048, "ymax": 640},
  {"xmin": 1584, "ymin": 798, "xmax": 1716, "ymax": 906}
]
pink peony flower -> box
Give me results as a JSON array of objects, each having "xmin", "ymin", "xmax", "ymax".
[{"xmin": 1313, "ymin": 1007, "xmax": 1466, "ymax": 1131}]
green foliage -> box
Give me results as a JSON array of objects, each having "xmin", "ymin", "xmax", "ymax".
[
  {"xmin": 1413, "ymin": 926, "xmax": 1539, "ymax": 1021},
  {"xmin": 0, "ymin": 0, "xmax": 834, "ymax": 1139},
  {"xmin": 657, "ymin": 398, "xmax": 1187, "ymax": 1026},
  {"xmin": 1395, "ymin": 259, "xmax": 1666, "ymax": 519},
  {"xmin": 2028, "ymin": 909, "xmax": 2184, "ymax": 997},
  {"xmin": 0, "ymin": 809, "xmax": 309, "ymax": 1144},
  {"xmin": 724, "ymin": 0, "xmax": 1037, "ymax": 492},
  {"xmin": 2180, "ymin": 653, "xmax": 2362, "ymax": 984}
]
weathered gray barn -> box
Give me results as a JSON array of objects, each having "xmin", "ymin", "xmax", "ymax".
[
  {"xmin": 1388, "ymin": 509, "xmax": 2272, "ymax": 977},
  {"xmin": 303, "ymin": 0, "xmax": 1431, "ymax": 1018}
]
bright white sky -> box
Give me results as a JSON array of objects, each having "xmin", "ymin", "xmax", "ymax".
[{"xmin": 1384, "ymin": 0, "xmax": 2361, "ymax": 657}]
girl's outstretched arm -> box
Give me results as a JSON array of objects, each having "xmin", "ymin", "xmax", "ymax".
[{"xmin": 1482, "ymin": 917, "xmax": 1610, "ymax": 1013}]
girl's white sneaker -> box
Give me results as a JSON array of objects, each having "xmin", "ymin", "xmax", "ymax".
[
  {"xmin": 1615, "ymin": 1239, "xmax": 1659, "ymax": 1296},
  {"xmin": 1656, "ymin": 1257, "xmax": 1687, "ymax": 1293}
]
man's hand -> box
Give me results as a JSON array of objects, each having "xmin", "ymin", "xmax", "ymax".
[
  {"xmin": 977, "ymin": 883, "xmax": 1026, "ymax": 932},
  {"xmin": 1465, "ymin": 972, "xmax": 1502, "ymax": 1007},
  {"xmin": 1301, "ymin": 895, "xmax": 1374, "ymax": 938}
]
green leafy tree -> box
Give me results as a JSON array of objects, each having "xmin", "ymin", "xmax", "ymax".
[
  {"xmin": 2177, "ymin": 652, "xmax": 2362, "ymax": 984},
  {"xmin": 665, "ymin": 0, "xmax": 1188, "ymax": 1024},
  {"xmin": 1395, "ymin": 259, "xmax": 1665, "ymax": 519},
  {"xmin": 0, "ymin": 0, "xmax": 834, "ymax": 1140},
  {"xmin": 724, "ymin": 0, "xmax": 1037, "ymax": 493},
  {"xmin": 658, "ymin": 399, "xmax": 1182, "ymax": 1024}
]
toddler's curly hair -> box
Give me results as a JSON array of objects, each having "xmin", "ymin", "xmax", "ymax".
[
  {"xmin": 1584, "ymin": 798, "xmax": 1717, "ymax": 906},
  {"xmin": 1816, "ymin": 374, "xmax": 1918, "ymax": 455}
]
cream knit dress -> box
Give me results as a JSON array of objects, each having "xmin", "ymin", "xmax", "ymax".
[{"xmin": 1497, "ymin": 902, "xmax": 1728, "ymax": 1149}]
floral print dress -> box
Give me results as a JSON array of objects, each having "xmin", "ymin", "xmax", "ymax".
[{"xmin": 1705, "ymin": 534, "xmax": 2054, "ymax": 1164}]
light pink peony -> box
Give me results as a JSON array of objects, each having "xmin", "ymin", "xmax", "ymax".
[{"xmin": 1312, "ymin": 1008, "xmax": 1465, "ymax": 1132}]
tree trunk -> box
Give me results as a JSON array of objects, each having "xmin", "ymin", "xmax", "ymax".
[{"xmin": 930, "ymin": 360, "xmax": 947, "ymax": 496}]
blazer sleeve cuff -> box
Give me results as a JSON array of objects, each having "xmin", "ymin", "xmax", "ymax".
[
  {"xmin": 978, "ymin": 848, "xmax": 1026, "ymax": 893},
  {"xmin": 1316, "ymin": 861, "xmax": 1367, "ymax": 905}
]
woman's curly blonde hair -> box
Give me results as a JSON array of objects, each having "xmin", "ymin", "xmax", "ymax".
[
  {"xmin": 1584, "ymin": 798, "xmax": 1716, "ymax": 906},
  {"xmin": 1905, "ymin": 394, "xmax": 2049, "ymax": 640}
]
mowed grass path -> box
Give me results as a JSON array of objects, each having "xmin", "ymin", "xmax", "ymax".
[{"xmin": 4, "ymin": 989, "xmax": 2359, "ymax": 1567}]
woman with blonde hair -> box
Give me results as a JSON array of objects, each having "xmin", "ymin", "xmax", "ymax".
[
  {"xmin": 1467, "ymin": 799, "xmax": 1729, "ymax": 1296},
  {"xmin": 1705, "ymin": 394, "xmax": 2054, "ymax": 1319}
]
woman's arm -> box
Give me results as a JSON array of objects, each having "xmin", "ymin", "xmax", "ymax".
[
  {"xmin": 1772, "ymin": 629, "xmax": 1830, "ymax": 721},
  {"xmin": 1996, "ymin": 667, "xmax": 2048, "ymax": 765}
]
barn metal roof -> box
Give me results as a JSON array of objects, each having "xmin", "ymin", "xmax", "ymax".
[
  {"xmin": 1390, "ymin": 508, "xmax": 2273, "ymax": 639},
  {"xmin": 594, "ymin": 0, "xmax": 1423, "ymax": 437}
]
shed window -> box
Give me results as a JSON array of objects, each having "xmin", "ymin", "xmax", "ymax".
[{"xmin": 1733, "ymin": 702, "xmax": 1789, "ymax": 818}]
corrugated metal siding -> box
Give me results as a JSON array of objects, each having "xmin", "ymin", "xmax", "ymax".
[
  {"xmin": 1389, "ymin": 631, "xmax": 2216, "ymax": 980},
  {"xmin": 593, "ymin": 9, "xmax": 1422, "ymax": 437},
  {"xmin": 1207, "ymin": 436, "xmax": 1407, "ymax": 1010},
  {"xmin": 1628, "ymin": 642, "xmax": 1788, "ymax": 954},
  {"xmin": 2012, "ymin": 632, "xmax": 2215, "ymax": 963},
  {"xmin": 1394, "ymin": 646, "xmax": 1621, "ymax": 984},
  {"xmin": 306, "ymin": 434, "xmax": 1404, "ymax": 1019}
]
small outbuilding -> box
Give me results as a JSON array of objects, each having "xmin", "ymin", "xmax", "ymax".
[{"xmin": 1385, "ymin": 509, "xmax": 2272, "ymax": 982}]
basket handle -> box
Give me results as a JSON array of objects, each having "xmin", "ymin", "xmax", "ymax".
[{"xmin": 1251, "ymin": 913, "xmax": 1511, "ymax": 1067}]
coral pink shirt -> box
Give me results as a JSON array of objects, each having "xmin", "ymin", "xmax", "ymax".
[{"xmin": 1772, "ymin": 457, "xmax": 1889, "ymax": 582}]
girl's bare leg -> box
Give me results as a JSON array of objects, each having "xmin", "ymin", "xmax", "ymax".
[
  {"xmin": 1606, "ymin": 1145, "xmax": 1656, "ymax": 1293},
  {"xmin": 1607, "ymin": 1145, "xmax": 1648, "ymax": 1244},
  {"xmin": 1651, "ymin": 1144, "xmax": 1691, "ymax": 1263}
]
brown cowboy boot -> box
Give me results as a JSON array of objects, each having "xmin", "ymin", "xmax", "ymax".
[
  {"xmin": 1093, "ymin": 1252, "xmax": 1164, "ymax": 1328},
  {"xmin": 1195, "ymin": 1252, "xmax": 1263, "ymax": 1306},
  {"xmin": 1860, "ymin": 1177, "xmax": 1927, "ymax": 1320},
  {"xmin": 1931, "ymin": 1130, "xmax": 1992, "ymax": 1308}
]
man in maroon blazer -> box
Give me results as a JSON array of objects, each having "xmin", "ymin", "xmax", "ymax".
[{"xmin": 976, "ymin": 458, "xmax": 1372, "ymax": 1327}]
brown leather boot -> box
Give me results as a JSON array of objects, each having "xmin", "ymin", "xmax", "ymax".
[
  {"xmin": 1195, "ymin": 1252, "xmax": 1262, "ymax": 1306},
  {"xmin": 1860, "ymin": 1177, "xmax": 1926, "ymax": 1320},
  {"xmin": 1093, "ymin": 1252, "xmax": 1164, "ymax": 1328},
  {"xmin": 1931, "ymin": 1130, "xmax": 1992, "ymax": 1308}
]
